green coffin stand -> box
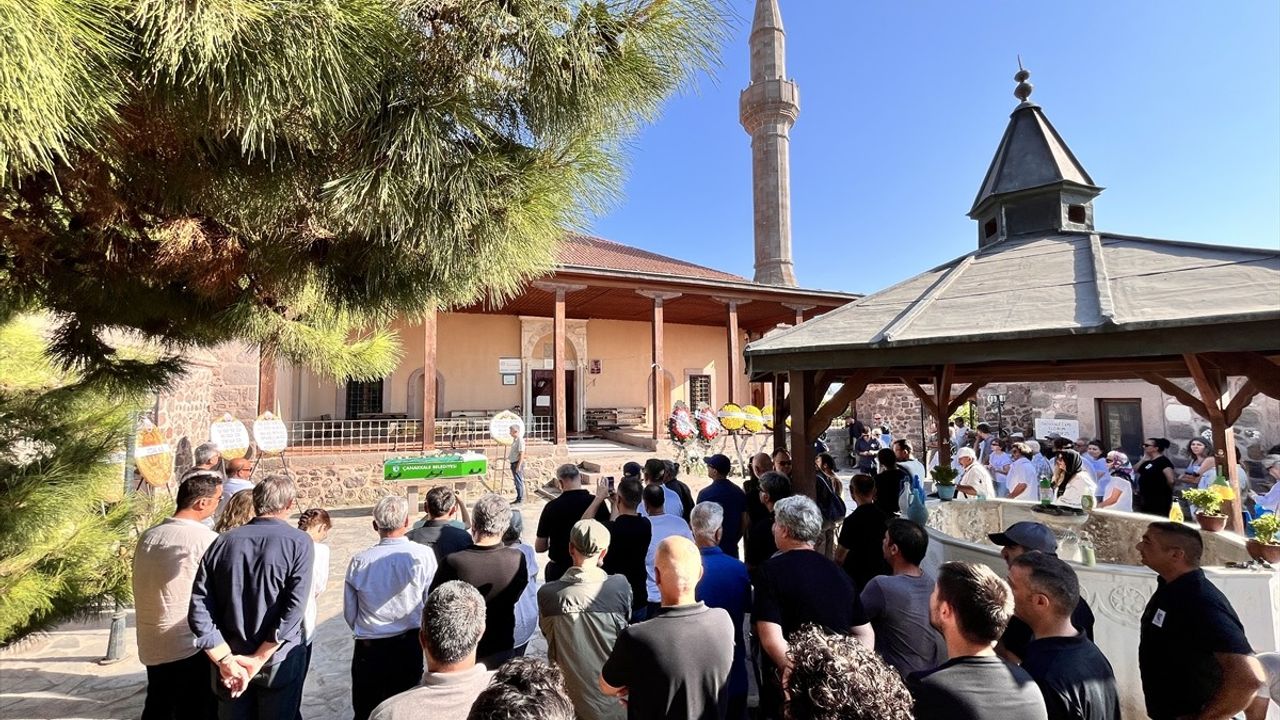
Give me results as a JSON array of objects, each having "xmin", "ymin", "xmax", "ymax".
[{"xmin": 384, "ymin": 452, "xmax": 488, "ymax": 482}]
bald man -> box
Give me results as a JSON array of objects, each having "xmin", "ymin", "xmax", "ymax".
[{"xmin": 600, "ymin": 537, "xmax": 734, "ymax": 719}]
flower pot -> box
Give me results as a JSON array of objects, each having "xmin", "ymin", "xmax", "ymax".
[
  {"xmin": 1194, "ymin": 512, "xmax": 1227, "ymax": 532},
  {"xmin": 1245, "ymin": 539, "xmax": 1280, "ymax": 564},
  {"xmin": 937, "ymin": 484, "xmax": 957, "ymax": 501}
]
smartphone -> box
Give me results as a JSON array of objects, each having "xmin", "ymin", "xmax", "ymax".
[{"xmin": 606, "ymin": 476, "xmax": 616, "ymax": 493}]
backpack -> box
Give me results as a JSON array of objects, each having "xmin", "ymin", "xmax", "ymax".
[{"xmin": 815, "ymin": 471, "xmax": 847, "ymax": 523}]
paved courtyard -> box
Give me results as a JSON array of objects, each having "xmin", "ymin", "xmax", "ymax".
[{"xmin": 0, "ymin": 499, "xmax": 556, "ymax": 720}]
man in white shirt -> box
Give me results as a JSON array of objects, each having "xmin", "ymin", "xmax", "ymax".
[
  {"xmin": 1006, "ymin": 442, "xmax": 1039, "ymax": 500},
  {"xmin": 133, "ymin": 471, "xmax": 223, "ymax": 720},
  {"xmin": 956, "ymin": 447, "xmax": 996, "ymax": 499},
  {"xmin": 642, "ymin": 483, "xmax": 694, "ymax": 617},
  {"xmin": 345, "ymin": 495, "xmax": 439, "ymax": 720}
]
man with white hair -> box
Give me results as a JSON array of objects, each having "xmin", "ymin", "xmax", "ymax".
[
  {"xmin": 344, "ymin": 494, "xmax": 440, "ymax": 720},
  {"xmin": 189, "ymin": 474, "xmax": 313, "ymax": 719},
  {"xmin": 753, "ymin": 495, "xmax": 874, "ymax": 719},
  {"xmin": 691, "ymin": 502, "xmax": 751, "ymax": 720},
  {"xmin": 956, "ymin": 447, "xmax": 996, "ymax": 499}
]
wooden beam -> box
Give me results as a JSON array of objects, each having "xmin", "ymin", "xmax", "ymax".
[
  {"xmin": 1184, "ymin": 354, "xmax": 1243, "ymax": 533},
  {"xmin": 1203, "ymin": 352, "xmax": 1280, "ymax": 400},
  {"xmin": 554, "ymin": 288, "xmax": 568, "ymax": 445},
  {"xmin": 789, "ymin": 369, "xmax": 816, "ymax": 501},
  {"xmin": 1139, "ymin": 372, "xmax": 1210, "ymax": 419},
  {"xmin": 902, "ymin": 378, "xmax": 940, "ymax": 418},
  {"xmin": 421, "ymin": 308, "xmax": 437, "ymax": 450},
  {"xmin": 1224, "ymin": 380, "xmax": 1260, "ymax": 427},
  {"xmin": 807, "ymin": 368, "xmax": 884, "ymax": 444},
  {"xmin": 947, "ymin": 381, "xmax": 989, "ymax": 415},
  {"xmin": 256, "ymin": 345, "xmax": 277, "ymax": 416},
  {"xmin": 772, "ymin": 377, "xmax": 788, "ymax": 453}
]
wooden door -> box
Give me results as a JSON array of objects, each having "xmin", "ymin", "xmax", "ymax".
[{"xmin": 1097, "ymin": 399, "xmax": 1143, "ymax": 459}]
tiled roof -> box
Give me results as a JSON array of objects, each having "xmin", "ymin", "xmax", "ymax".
[{"xmin": 556, "ymin": 233, "xmax": 749, "ymax": 282}]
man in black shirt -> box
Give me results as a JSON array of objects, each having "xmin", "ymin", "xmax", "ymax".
[
  {"xmin": 853, "ymin": 427, "xmax": 881, "ymax": 474},
  {"xmin": 1009, "ymin": 551, "xmax": 1119, "ymax": 720},
  {"xmin": 600, "ymin": 536, "xmax": 734, "ymax": 720},
  {"xmin": 743, "ymin": 453, "xmax": 772, "ymax": 533},
  {"xmin": 988, "ymin": 521, "xmax": 1095, "ymax": 662},
  {"xmin": 907, "ymin": 561, "xmax": 1047, "ymax": 720},
  {"xmin": 536, "ymin": 464, "xmax": 610, "ymax": 582},
  {"xmin": 754, "ymin": 495, "xmax": 873, "ymax": 720},
  {"xmin": 1137, "ymin": 521, "xmax": 1263, "ymax": 720},
  {"xmin": 744, "ymin": 471, "xmax": 791, "ymax": 572},
  {"xmin": 406, "ymin": 486, "xmax": 473, "ymax": 564},
  {"xmin": 583, "ymin": 476, "xmax": 651, "ymax": 622},
  {"xmin": 835, "ymin": 473, "xmax": 889, "ymax": 592},
  {"xmin": 663, "ymin": 460, "xmax": 695, "ymax": 523}
]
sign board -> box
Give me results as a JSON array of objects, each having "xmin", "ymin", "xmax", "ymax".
[
  {"xmin": 384, "ymin": 453, "xmax": 488, "ymax": 481},
  {"xmin": 489, "ymin": 410, "xmax": 525, "ymax": 445},
  {"xmin": 498, "ymin": 357, "xmax": 522, "ymax": 374},
  {"xmin": 253, "ymin": 411, "xmax": 289, "ymax": 455},
  {"xmin": 589, "ymin": 359, "xmax": 602, "ymax": 374},
  {"xmin": 502, "ymin": 374, "xmax": 517, "ymax": 385},
  {"xmin": 1034, "ymin": 418, "xmax": 1080, "ymax": 440},
  {"xmin": 210, "ymin": 413, "xmax": 251, "ymax": 459}
]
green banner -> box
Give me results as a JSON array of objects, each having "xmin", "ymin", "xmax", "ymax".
[{"xmin": 384, "ymin": 454, "xmax": 488, "ymax": 481}]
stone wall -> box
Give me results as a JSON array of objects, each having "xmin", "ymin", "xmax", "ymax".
[{"xmin": 153, "ymin": 342, "xmax": 260, "ymax": 476}]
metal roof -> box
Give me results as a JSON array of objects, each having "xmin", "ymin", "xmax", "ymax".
[{"xmin": 970, "ymin": 101, "xmax": 1100, "ymax": 217}]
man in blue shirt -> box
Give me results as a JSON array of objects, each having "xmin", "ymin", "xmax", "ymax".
[
  {"xmin": 345, "ymin": 495, "xmax": 439, "ymax": 720},
  {"xmin": 691, "ymin": 502, "xmax": 751, "ymax": 720},
  {"xmin": 696, "ymin": 454, "xmax": 746, "ymax": 557},
  {"xmin": 189, "ymin": 474, "xmax": 313, "ymax": 719}
]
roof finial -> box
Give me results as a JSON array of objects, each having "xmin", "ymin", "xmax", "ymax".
[{"xmin": 1014, "ymin": 56, "xmax": 1033, "ymax": 103}]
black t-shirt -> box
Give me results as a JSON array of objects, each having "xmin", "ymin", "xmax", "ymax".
[
  {"xmin": 600, "ymin": 514, "xmax": 652, "ymax": 611},
  {"xmin": 753, "ymin": 549, "xmax": 867, "ymax": 636},
  {"xmin": 743, "ymin": 477, "xmax": 768, "ymax": 529},
  {"xmin": 1139, "ymin": 569, "xmax": 1253, "ymax": 719},
  {"xmin": 1135, "ymin": 455, "xmax": 1175, "ymax": 515},
  {"xmin": 873, "ymin": 467, "xmax": 908, "ymax": 515},
  {"xmin": 854, "ymin": 436, "xmax": 881, "ymax": 471},
  {"xmin": 1001, "ymin": 595, "xmax": 1095, "ymax": 661},
  {"xmin": 837, "ymin": 504, "xmax": 890, "ymax": 593},
  {"xmin": 600, "ymin": 602, "xmax": 734, "ymax": 720},
  {"xmin": 536, "ymin": 489, "xmax": 610, "ymax": 568},
  {"xmin": 405, "ymin": 520, "xmax": 472, "ymax": 564},
  {"xmin": 430, "ymin": 544, "xmax": 528, "ymax": 659},
  {"xmin": 908, "ymin": 655, "xmax": 1049, "ymax": 720},
  {"xmin": 666, "ymin": 478, "xmax": 695, "ymax": 522},
  {"xmin": 744, "ymin": 516, "xmax": 777, "ymax": 570},
  {"xmin": 1021, "ymin": 634, "xmax": 1121, "ymax": 720}
]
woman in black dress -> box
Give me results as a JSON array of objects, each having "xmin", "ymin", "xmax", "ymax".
[{"xmin": 1135, "ymin": 437, "xmax": 1177, "ymax": 516}]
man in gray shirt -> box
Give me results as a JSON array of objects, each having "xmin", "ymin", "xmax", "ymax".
[
  {"xmin": 369, "ymin": 581, "xmax": 494, "ymax": 720},
  {"xmin": 860, "ymin": 519, "xmax": 946, "ymax": 677}
]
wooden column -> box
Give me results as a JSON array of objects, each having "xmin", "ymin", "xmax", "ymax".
[
  {"xmin": 715, "ymin": 298, "xmax": 750, "ymax": 404},
  {"xmin": 789, "ymin": 370, "xmax": 816, "ymax": 500},
  {"xmin": 421, "ymin": 308, "xmax": 437, "ymax": 451},
  {"xmin": 783, "ymin": 302, "xmax": 815, "ymax": 326},
  {"xmin": 553, "ymin": 288, "xmax": 567, "ymax": 445},
  {"xmin": 902, "ymin": 365, "xmax": 988, "ymax": 471},
  {"xmin": 772, "ymin": 376, "xmax": 788, "ymax": 452},
  {"xmin": 256, "ymin": 345, "xmax": 277, "ymax": 415},
  {"xmin": 638, "ymin": 291, "xmax": 682, "ymax": 440},
  {"xmin": 1184, "ymin": 355, "xmax": 1251, "ymax": 533}
]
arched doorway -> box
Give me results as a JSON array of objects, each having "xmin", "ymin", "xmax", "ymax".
[{"xmin": 407, "ymin": 369, "xmax": 445, "ymax": 420}]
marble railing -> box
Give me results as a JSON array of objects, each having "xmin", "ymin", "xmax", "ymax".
[{"xmin": 922, "ymin": 499, "xmax": 1280, "ymax": 720}]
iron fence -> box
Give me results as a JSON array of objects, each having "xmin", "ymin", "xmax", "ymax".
[{"xmin": 285, "ymin": 415, "xmax": 554, "ymax": 453}]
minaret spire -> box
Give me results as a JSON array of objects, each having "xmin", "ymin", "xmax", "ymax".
[{"xmin": 740, "ymin": 0, "xmax": 799, "ymax": 287}]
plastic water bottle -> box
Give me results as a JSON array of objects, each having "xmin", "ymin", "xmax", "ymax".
[{"xmin": 1038, "ymin": 473, "xmax": 1053, "ymax": 506}]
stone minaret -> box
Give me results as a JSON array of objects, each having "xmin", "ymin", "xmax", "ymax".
[{"xmin": 740, "ymin": 0, "xmax": 800, "ymax": 286}]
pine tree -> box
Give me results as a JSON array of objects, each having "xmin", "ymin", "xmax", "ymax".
[
  {"xmin": 0, "ymin": 0, "xmax": 726, "ymax": 389},
  {"xmin": 0, "ymin": 316, "xmax": 153, "ymax": 645}
]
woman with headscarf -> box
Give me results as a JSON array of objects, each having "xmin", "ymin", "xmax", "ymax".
[
  {"xmin": 1098, "ymin": 451, "xmax": 1135, "ymax": 512},
  {"xmin": 1054, "ymin": 449, "xmax": 1097, "ymax": 509}
]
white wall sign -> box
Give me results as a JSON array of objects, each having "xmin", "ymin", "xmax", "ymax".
[
  {"xmin": 498, "ymin": 357, "xmax": 522, "ymax": 374},
  {"xmin": 1034, "ymin": 418, "xmax": 1081, "ymax": 440}
]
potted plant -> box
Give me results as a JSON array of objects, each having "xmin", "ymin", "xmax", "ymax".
[
  {"xmin": 1181, "ymin": 489, "xmax": 1227, "ymax": 532},
  {"xmin": 1246, "ymin": 514, "xmax": 1280, "ymax": 563},
  {"xmin": 932, "ymin": 466, "xmax": 959, "ymax": 501}
]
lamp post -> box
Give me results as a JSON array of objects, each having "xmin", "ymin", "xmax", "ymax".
[{"xmin": 986, "ymin": 393, "xmax": 1008, "ymax": 439}]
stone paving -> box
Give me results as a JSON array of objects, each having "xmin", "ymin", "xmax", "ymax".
[{"xmin": 0, "ymin": 498, "xmax": 556, "ymax": 720}]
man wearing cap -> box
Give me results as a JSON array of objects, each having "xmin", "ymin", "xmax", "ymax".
[
  {"xmin": 989, "ymin": 521, "xmax": 1095, "ymax": 663},
  {"xmin": 539, "ymin": 520, "xmax": 632, "ymax": 720},
  {"xmin": 956, "ymin": 447, "xmax": 996, "ymax": 499},
  {"xmin": 696, "ymin": 454, "xmax": 747, "ymax": 558}
]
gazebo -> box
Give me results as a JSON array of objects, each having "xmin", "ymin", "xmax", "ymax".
[{"xmin": 745, "ymin": 69, "xmax": 1280, "ymax": 531}]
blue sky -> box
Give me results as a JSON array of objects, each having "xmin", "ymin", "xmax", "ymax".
[{"xmin": 586, "ymin": 1, "xmax": 1280, "ymax": 294}]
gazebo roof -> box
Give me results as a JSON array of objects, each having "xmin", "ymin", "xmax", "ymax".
[{"xmin": 745, "ymin": 231, "xmax": 1280, "ymax": 374}]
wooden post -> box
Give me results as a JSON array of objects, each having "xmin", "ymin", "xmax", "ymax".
[
  {"xmin": 553, "ymin": 288, "xmax": 567, "ymax": 445},
  {"xmin": 638, "ymin": 291, "xmax": 681, "ymax": 440},
  {"xmin": 772, "ymin": 376, "xmax": 788, "ymax": 452},
  {"xmin": 783, "ymin": 302, "xmax": 815, "ymax": 326},
  {"xmin": 933, "ymin": 366, "xmax": 954, "ymax": 469},
  {"xmin": 717, "ymin": 298, "xmax": 750, "ymax": 404},
  {"xmin": 256, "ymin": 345, "xmax": 277, "ymax": 415},
  {"xmin": 1185, "ymin": 355, "xmax": 1244, "ymax": 533},
  {"xmin": 422, "ymin": 308, "xmax": 437, "ymax": 451},
  {"xmin": 789, "ymin": 370, "xmax": 817, "ymax": 500}
]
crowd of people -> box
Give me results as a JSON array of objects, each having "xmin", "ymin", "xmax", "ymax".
[{"xmin": 129, "ymin": 437, "xmax": 1280, "ymax": 720}]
